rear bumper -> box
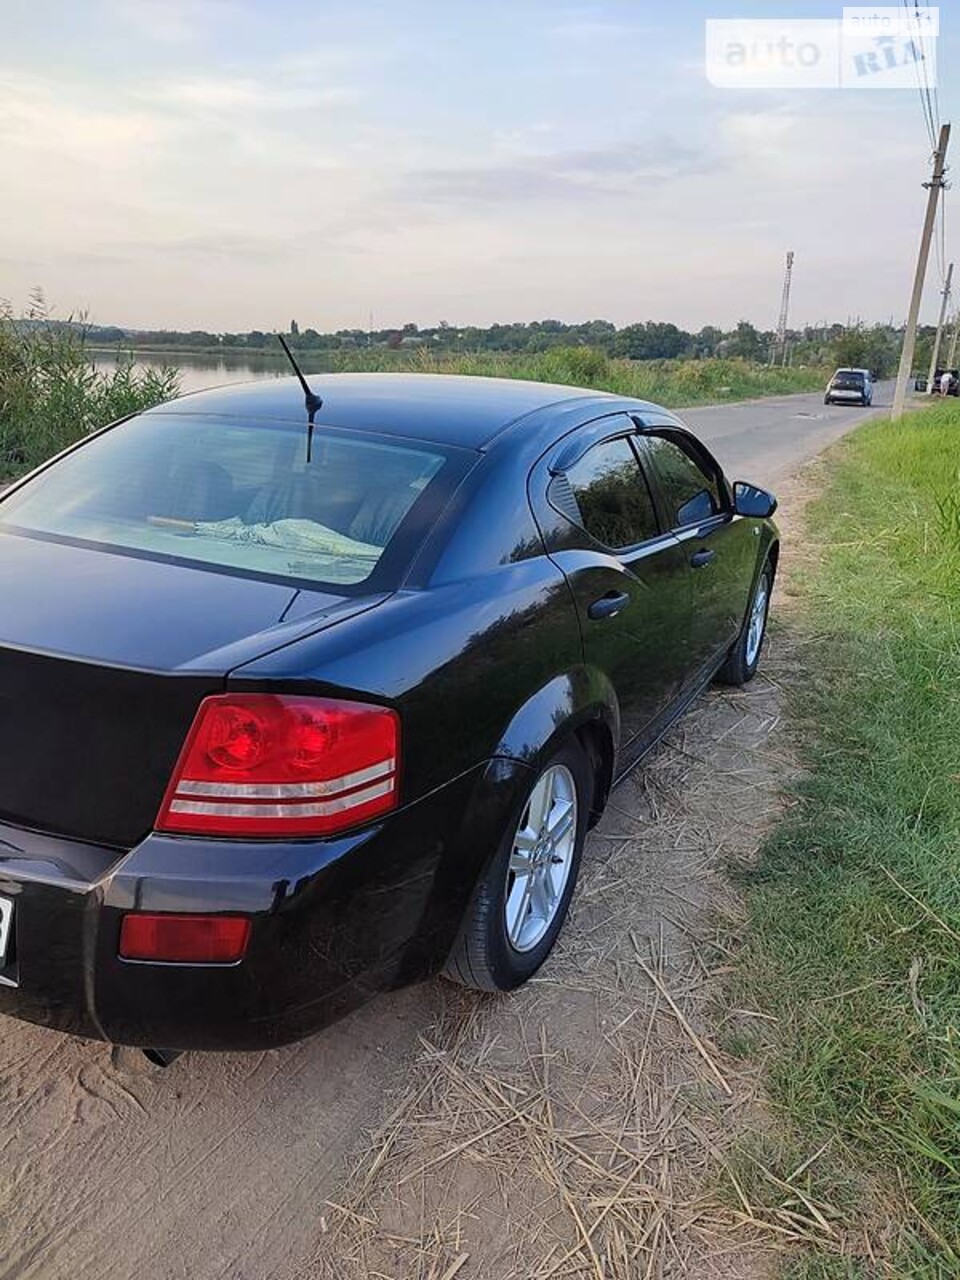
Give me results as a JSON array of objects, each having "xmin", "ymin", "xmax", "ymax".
[{"xmin": 0, "ymin": 758, "xmax": 531, "ymax": 1051}]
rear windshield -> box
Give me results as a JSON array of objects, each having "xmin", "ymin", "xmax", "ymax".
[
  {"xmin": 832, "ymin": 371, "xmax": 865, "ymax": 387},
  {"xmin": 0, "ymin": 413, "xmax": 468, "ymax": 590}
]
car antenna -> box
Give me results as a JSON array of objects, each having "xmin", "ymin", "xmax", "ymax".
[{"xmin": 276, "ymin": 333, "xmax": 323, "ymax": 463}]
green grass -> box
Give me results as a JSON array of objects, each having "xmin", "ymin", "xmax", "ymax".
[
  {"xmin": 98, "ymin": 342, "xmax": 827, "ymax": 406},
  {"xmin": 296, "ymin": 346, "xmax": 828, "ymax": 405},
  {"xmin": 730, "ymin": 399, "xmax": 960, "ymax": 1274},
  {"xmin": 0, "ymin": 301, "xmax": 178, "ymax": 479}
]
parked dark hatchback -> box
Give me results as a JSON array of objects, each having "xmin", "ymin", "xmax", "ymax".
[{"xmin": 0, "ymin": 374, "xmax": 778, "ymax": 1052}]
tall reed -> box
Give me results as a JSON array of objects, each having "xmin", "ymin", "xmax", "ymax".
[{"xmin": 0, "ymin": 293, "xmax": 179, "ymax": 479}]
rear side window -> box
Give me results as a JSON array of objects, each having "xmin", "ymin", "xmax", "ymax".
[
  {"xmin": 564, "ymin": 437, "xmax": 659, "ymax": 549},
  {"xmin": 0, "ymin": 414, "xmax": 464, "ymax": 590},
  {"xmin": 641, "ymin": 434, "xmax": 723, "ymax": 529}
]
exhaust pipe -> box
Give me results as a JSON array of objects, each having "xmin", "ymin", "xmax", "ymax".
[{"xmin": 142, "ymin": 1047, "xmax": 182, "ymax": 1068}]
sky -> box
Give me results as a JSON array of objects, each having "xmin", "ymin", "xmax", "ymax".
[{"xmin": 2, "ymin": 0, "xmax": 956, "ymax": 332}]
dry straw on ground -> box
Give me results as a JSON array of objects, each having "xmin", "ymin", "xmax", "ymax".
[{"xmin": 306, "ymin": 605, "xmax": 847, "ymax": 1279}]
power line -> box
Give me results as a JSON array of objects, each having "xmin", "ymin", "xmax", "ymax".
[
  {"xmin": 901, "ymin": 2, "xmax": 947, "ymax": 286},
  {"xmin": 913, "ymin": 2, "xmax": 940, "ymax": 135},
  {"xmin": 923, "ymin": 0, "xmax": 947, "ymax": 286},
  {"xmin": 918, "ymin": 7, "xmax": 940, "ymax": 142},
  {"xmin": 936, "ymin": 193, "xmax": 947, "ymax": 283},
  {"xmin": 903, "ymin": 0, "xmax": 937, "ymax": 147}
]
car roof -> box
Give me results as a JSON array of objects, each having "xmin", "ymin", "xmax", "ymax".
[{"xmin": 145, "ymin": 372, "xmax": 623, "ymax": 449}]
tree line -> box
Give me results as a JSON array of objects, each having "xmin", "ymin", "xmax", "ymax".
[{"xmin": 30, "ymin": 315, "xmax": 947, "ymax": 379}]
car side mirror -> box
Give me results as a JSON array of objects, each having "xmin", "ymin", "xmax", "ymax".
[{"xmin": 733, "ymin": 481, "xmax": 778, "ymax": 519}]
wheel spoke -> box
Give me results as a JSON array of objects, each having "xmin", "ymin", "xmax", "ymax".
[
  {"xmin": 527, "ymin": 772, "xmax": 553, "ymax": 835},
  {"xmin": 506, "ymin": 873, "xmax": 534, "ymax": 945},
  {"xmin": 529, "ymin": 870, "xmax": 553, "ymax": 922},
  {"xmin": 514, "ymin": 825, "xmax": 538, "ymax": 855},
  {"xmin": 546, "ymin": 799, "xmax": 574, "ymax": 844},
  {"xmin": 509, "ymin": 851, "xmax": 534, "ymax": 880},
  {"xmin": 540, "ymin": 859, "xmax": 560, "ymax": 906}
]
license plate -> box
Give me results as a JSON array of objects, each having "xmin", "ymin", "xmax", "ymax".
[{"xmin": 0, "ymin": 898, "xmax": 12, "ymax": 964}]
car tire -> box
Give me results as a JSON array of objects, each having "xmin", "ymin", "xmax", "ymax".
[
  {"xmin": 443, "ymin": 740, "xmax": 592, "ymax": 993},
  {"xmin": 716, "ymin": 561, "xmax": 773, "ymax": 686},
  {"xmin": 824, "ymin": 396, "xmax": 831, "ymax": 405}
]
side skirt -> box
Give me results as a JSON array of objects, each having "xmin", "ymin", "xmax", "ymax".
[{"xmin": 610, "ymin": 655, "xmax": 725, "ymax": 791}]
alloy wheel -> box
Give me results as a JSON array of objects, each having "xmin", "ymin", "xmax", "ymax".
[
  {"xmin": 504, "ymin": 764, "xmax": 578, "ymax": 953},
  {"xmin": 745, "ymin": 575, "xmax": 769, "ymax": 667}
]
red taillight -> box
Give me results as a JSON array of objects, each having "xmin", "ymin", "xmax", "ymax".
[
  {"xmin": 155, "ymin": 694, "xmax": 400, "ymax": 838},
  {"xmin": 119, "ymin": 913, "xmax": 251, "ymax": 963}
]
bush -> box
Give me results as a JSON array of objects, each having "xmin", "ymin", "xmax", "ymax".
[
  {"xmin": 0, "ymin": 294, "xmax": 179, "ymax": 479},
  {"xmin": 539, "ymin": 345, "xmax": 611, "ymax": 385},
  {"xmin": 324, "ymin": 346, "xmax": 826, "ymax": 404}
]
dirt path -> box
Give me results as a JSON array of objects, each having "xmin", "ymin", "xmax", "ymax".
[
  {"xmin": 0, "ymin": 987, "xmax": 449, "ymax": 1280},
  {"xmin": 0, "ymin": 469, "xmax": 817, "ymax": 1280},
  {"xmin": 307, "ymin": 644, "xmax": 796, "ymax": 1279}
]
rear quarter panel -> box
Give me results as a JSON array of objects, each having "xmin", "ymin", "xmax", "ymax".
[{"xmin": 228, "ymin": 555, "xmax": 586, "ymax": 806}]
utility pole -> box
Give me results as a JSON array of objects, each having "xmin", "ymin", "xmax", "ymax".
[
  {"xmin": 947, "ymin": 311, "xmax": 960, "ymax": 370},
  {"xmin": 926, "ymin": 261, "xmax": 954, "ymax": 392},
  {"xmin": 893, "ymin": 123, "xmax": 951, "ymax": 420}
]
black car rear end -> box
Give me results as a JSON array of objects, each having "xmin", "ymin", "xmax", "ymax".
[{"xmin": 0, "ymin": 398, "xmax": 504, "ymax": 1049}]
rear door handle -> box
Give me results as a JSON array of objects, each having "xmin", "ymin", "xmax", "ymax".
[
  {"xmin": 587, "ymin": 590, "xmax": 630, "ymax": 620},
  {"xmin": 690, "ymin": 549, "xmax": 716, "ymax": 569}
]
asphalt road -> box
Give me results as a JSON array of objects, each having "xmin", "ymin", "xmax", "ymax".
[
  {"xmin": 0, "ymin": 380, "xmax": 893, "ymax": 1280},
  {"xmin": 680, "ymin": 379, "xmax": 894, "ymax": 487}
]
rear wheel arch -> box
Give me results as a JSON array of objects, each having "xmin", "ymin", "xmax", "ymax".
[
  {"xmin": 424, "ymin": 670, "xmax": 620, "ymax": 980},
  {"xmin": 443, "ymin": 736, "xmax": 593, "ymax": 992},
  {"xmin": 491, "ymin": 669, "xmax": 619, "ymax": 774},
  {"xmin": 419, "ymin": 674, "xmax": 618, "ymax": 968}
]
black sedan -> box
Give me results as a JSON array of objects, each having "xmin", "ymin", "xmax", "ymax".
[{"xmin": 0, "ymin": 374, "xmax": 778, "ymax": 1053}]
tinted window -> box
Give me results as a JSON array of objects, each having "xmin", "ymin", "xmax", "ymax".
[
  {"xmin": 832, "ymin": 370, "xmax": 865, "ymax": 388},
  {"xmin": 565, "ymin": 437, "xmax": 659, "ymax": 548},
  {"xmin": 642, "ymin": 434, "xmax": 723, "ymax": 529},
  {"xmin": 0, "ymin": 414, "xmax": 456, "ymax": 589}
]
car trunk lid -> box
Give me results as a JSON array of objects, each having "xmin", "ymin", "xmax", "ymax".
[{"xmin": 0, "ymin": 533, "xmax": 384, "ymax": 846}]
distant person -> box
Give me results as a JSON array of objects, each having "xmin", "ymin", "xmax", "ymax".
[{"xmin": 940, "ymin": 370, "xmax": 953, "ymax": 397}]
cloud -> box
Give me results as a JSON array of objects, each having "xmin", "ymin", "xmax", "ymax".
[
  {"xmin": 549, "ymin": 17, "xmax": 645, "ymax": 41},
  {"xmin": 104, "ymin": 0, "xmax": 236, "ymax": 44},
  {"xmin": 0, "ymin": 61, "xmax": 367, "ymax": 199},
  {"xmin": 140, "ymin": 75, "xmax": 361, "ymax": 113},
  {"xmin": 717, "ymin": 102, "xmax": 916, "ymax": 184},
  {"xmin": 274, "ymin": 45, "xmax": 397, "ymax": 78},
  {"xmin": 68, "ymin": 232, "xmax": 290, "ymax": 265},
  {"xmin": 0, "ymin": 71, "xmax": 165, "ymax": 166},
  {"xmin": 404, "ymin": 138, "xmax": 718, "ymax": 205}
]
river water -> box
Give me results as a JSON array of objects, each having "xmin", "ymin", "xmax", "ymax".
[{"xmin": 91, "ymin": 349, "xmax": 342, "ymax": 396}]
